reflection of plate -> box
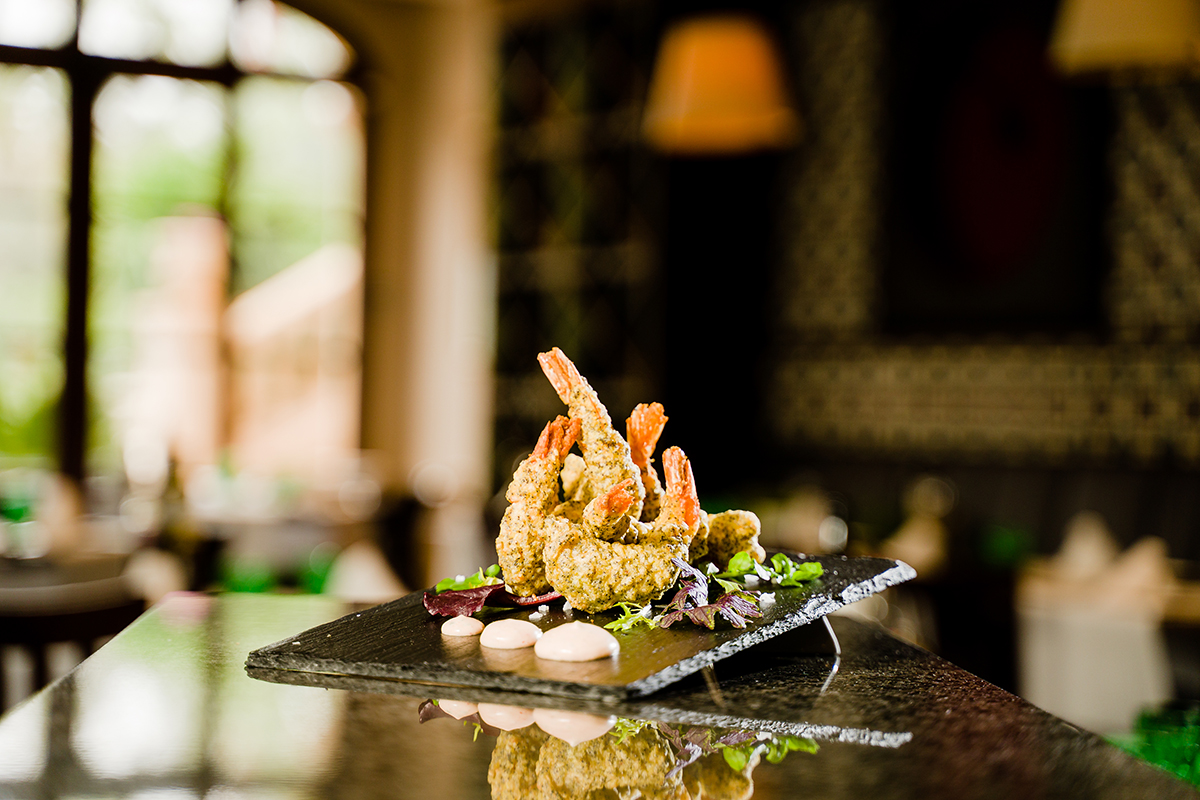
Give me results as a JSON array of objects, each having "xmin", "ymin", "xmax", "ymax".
[
  {"xmin": 246, "ymin": 553, "xmax": 914, "ymax": 701},
  {"xmin": 249, "ymin": 620, "xmax": 913, "ymax": 749}
]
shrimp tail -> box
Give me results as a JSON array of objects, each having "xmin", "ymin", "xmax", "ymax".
[
  {"xmin": 594, "ymin": 478, "xmax": 638, "ymax": 519},
  {"xmin": 537, "ymin": 347, "xmax": 578, "ymax": 405},
  {"xmin": 661, "ymin": 446, "xmax": 702, "ymax": 535},
  {"xmin": 534, "ymin": 415, "xmax": 580, "ymax": 462},
  {"xmin": 626, "ymin": 402, "xmax": 667, "ymax": 469},
  {"xmin": 582, "ymin": 477, "xmax": 638, "ymax": 540}
]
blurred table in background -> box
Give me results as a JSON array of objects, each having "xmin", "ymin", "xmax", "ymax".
[
  {"xmin": 0, "ymin": 553, "xmax": 143, "ymax": 709},
  {"xmin": 0, "ymin": 592, "xmax": 1194, "ymax": 799}
]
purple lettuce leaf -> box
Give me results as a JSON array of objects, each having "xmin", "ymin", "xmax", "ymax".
[
  {"xmin": 712, "ymin": 590, "xmax": 762, "ymax": 628},
  {"xmin": 672, "ymin": 557, "xmax": 710, "ymax": 606},
  {"xmin": 684, "ymin": 605, "xmax": 719, "ymax": 629}
]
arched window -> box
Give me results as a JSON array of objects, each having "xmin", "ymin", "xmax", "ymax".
[{"xmin": 0, "ymin": 0, "xmax": 366, "ymax": 507}]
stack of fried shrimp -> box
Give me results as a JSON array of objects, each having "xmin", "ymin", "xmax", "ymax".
[{"xmin": 495, "ymin": 348, "xmax": 765, "ymax": 613}]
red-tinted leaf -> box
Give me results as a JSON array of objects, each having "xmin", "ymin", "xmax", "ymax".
[
  {"xmin": 422, "ymin": 584, "xmax": 562, "ymax": 617},
  {"xmin": 423, "ymin": 584, "xmax": 510, "ymax": 616},
  {"xmin": 672, "ymin": 557, "xmax": 709, "ymax": 606},
  {"xmin": 685, "ymin": 605, "xmax": 719, "ymax": 629}
]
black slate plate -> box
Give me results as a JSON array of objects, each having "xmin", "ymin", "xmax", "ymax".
[
  {"xmin": 245, "ymin": 553, "xmax": 914, "ymax": 701},
  {"xmin": 248, "ymin": 620, "xmax": 915, "ymax": 748}
]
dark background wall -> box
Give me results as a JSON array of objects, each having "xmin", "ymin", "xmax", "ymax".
[{"xmin": 489, "ymin": 0, "xmax": 1200, "ymax": 686}]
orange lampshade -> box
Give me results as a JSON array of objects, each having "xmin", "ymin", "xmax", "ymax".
[
  {"xmin": 1049, "ymin": 0, "xmax": 1200, "ymax": 75},
  {"xmin": 643, "ymin": 14, "xmax": 800, "ymax": 154}
]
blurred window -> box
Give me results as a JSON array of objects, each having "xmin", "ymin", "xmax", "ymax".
[
  {"xmin": 0, "ymin": 0, "xmax": 365, "ymax": 500},
  {"xmin": 0, "ymin": 66, "xmax": 69, "ymax": 466}
]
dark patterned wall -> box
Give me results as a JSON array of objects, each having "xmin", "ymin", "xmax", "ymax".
[
  {"xmin": 492, "ymin": 0, "xmax": 1200, "ymax": 482},
  {"xmin": 492, "ymin": 2, "xmax": 663, "ymax": 489},
  {"xmin": 770, "ymin": 0, "xmax": 1200, "ymax": 469}
]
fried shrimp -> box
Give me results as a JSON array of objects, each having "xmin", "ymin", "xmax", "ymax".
[
  {"xmin": 580, "ymin": 477, "xmax": 638, "ymax": 542},
  {"xmin": 538, "ymin": 347, "xmax": 644, "ymax": 520},
  {"xmin": 655, "ymin": 447, "xmax": 705, "ymax": 547},
  {"xmin": 704, "ymin": 509, "xmax": 766, "ymax": 568},
  {"xmin": 543, "ymin": 517, "xmax": 688, "ymax": 613},
  {"xmin": 544, "ymin": 449, "xmax": 702, "ymax": 613},
  {"xmin": 627, "ymin": 402, "xmax": 668, "ymax": 523},
  {"xmin": 496, "ymin": 415, "xmax": 581, "ymax": 597}
]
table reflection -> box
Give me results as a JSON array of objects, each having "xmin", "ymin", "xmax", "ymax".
[
  {"xmin": 421, "ymin": 697, "xmax": 819, "ymax": 800},
  {"xmin": 0, "ymin": 593, "xmax": 1194, "ymax": 800}
]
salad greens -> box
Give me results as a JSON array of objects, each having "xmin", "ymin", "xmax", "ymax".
[
  {"xmin": 434, "ymin": 564, "xmax": 502, "ymax": 593},
  {"xmin": 605, "ymin": 552, "xmax": 824, "ymax": 632},
  {"xmin": 718, "ymin": 551, "xmax": 825, "ymax": 587},
  {"xmin": 430, "ymin": 551, "xmax": 823, "ymax": 633},
  {"xmin": 658, "ymin": 558, "xmax": 762, "ymax": 630},
  {"xmin": 603, "ymin": 602, "xmax": 658, "ymax": 633}
]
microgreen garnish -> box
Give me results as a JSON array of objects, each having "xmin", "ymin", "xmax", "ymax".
[
  {"xmin": 435, "ymin": 564, "xmax": 502, "ymax": 593},
  {"xmin": 719, "ymin": 551, "xmax": 824, "ymax": 588},
  {"xmin": 604, "ymin": 602, "xmax": 657, "ymax": 632},
  {"xmin": 609, "ymin": 718, "xmax": 653, "ymax": 744}
]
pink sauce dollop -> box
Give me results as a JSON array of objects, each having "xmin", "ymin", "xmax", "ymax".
[
  {"xmin": 534, "ymin": 621, "xmax": 619, "ymax": 662},
  {"xmin": 480, "ymin": 618, "xmax": 542, "ymax": 649},
  {"xmin": 441, "ymin": 616, "xmax": 484, "ymax": 636}
]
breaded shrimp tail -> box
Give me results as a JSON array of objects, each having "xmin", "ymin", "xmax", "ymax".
[
  {"xmin": 537, "ymin": 347, "xmax": 578, "ymax": 405},
  {"xmin": 627, "ymin": 402, "xmax": 667, "ymax": 522},
  {"xmin": 536, "ymin": 347, "xmax": 644, "ymax": 520},
  {"xmin": 626, "ymin": 402, "xmax": 667, "ymax": 469},
  {"xmin": 496, "ymin": 415, "xmax": 579, "ymax": 596},
  {"xmin": 535, "ymin": 414, "xmax": 580, "ymax": 462},
  {"xmin": 582, "ymin": 478, "xmax": 639, "ymax": 541},
  {"xmin": 661, "ymin": 447, "xmax": 701, "ymax": 534}
]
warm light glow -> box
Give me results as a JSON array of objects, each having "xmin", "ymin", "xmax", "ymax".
[
  {"xmin": 643, "ymin": 14, "xmax": 800, "ymax": 154},
  {"xmin": 1049, "ymin": 0, "xmax": 1200, "ymax": 75}
]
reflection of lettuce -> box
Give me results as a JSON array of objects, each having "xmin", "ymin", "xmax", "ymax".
[
  {"xmin": 654, "ymin": 721, "xmax": 818, "ymax": 777},
  {"xmin": 609, "ymin": 717, "xmax": 654, "ymax": 744},
  {"xmin": 719, "ymin": 734, "xmax": 819, "ymax": 771}
]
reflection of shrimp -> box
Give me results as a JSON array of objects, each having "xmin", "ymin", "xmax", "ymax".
[
  {"xmin": 544, "ymin": 449, "xmax": 701, "ymax": 613},
  {"xmin": 627, "ymin": 402, "xmax": 668, "ymax": 523},
  {"xmin": 488, "ymin": 727, "xmax": 549, "ymax": 800},
  {"xmin": 496, "ymin": 416, "xmax": 580, "ymax": 597},
  {"xmin": 538, "ymin": 348, "xmax": 643, "ymax": 520},
  {"xmin": 536, "ymin": 726, "xmax": 685, "ymax": 800},
  {"xmin": 683, "ymin": 750, "xmax": 757, "ymax": 800}
]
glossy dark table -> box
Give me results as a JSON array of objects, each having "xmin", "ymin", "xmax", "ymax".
[{"xmin": 0, "ymin": 592, "xmax": 1194, "ymax": 799}]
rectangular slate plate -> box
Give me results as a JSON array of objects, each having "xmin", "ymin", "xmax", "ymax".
[
  {"xmin": 248, "ymin": 620, "xmax": 915, "ymax": 748},
  {"xmin": 245, "ymin": 553, "xmax": 914, "ymax": 702}
]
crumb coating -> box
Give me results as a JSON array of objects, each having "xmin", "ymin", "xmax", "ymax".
[
  {"xmin": 488, "ymin": 727, "xmax": 549, "ymax": 800},
  {"xmin": 543, "ymin": 517, "xmax": 687, "ymax": 613},
  {"xmin": 536, "ymin": 727, "xmax": 683, "ymax": 800},
  {"xmin": 704, "ymin": 510, "xmax": 765, "ymax": 568}
]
